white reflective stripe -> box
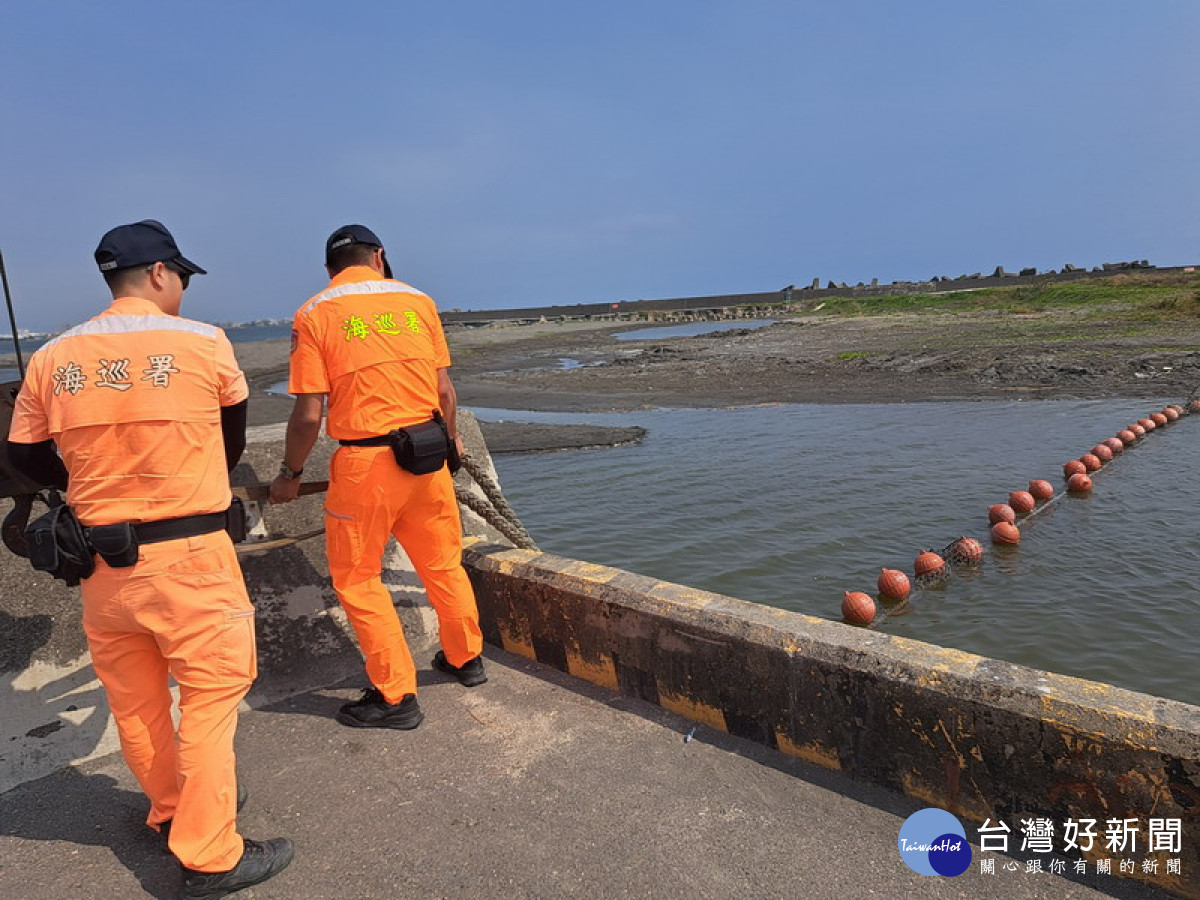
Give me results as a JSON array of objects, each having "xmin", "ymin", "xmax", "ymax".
[
  {"xmin": 41, "ymin": 315, "xmax": 219, "ymax": 350},
  {"xmin": 301, "ymin": 280, "xmax": 428, "ymax": 315}
]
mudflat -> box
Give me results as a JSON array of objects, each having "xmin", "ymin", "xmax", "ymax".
[
  {"xmin": 229, "ymin": 273, "xmax": 1200, "ymax": 424},
  {"xmin": 449, "ymin": 309, "xmax": 1200, "ymax": 412}
]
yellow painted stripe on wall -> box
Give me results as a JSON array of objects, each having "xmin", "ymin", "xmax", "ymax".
[
  {"xmin": 658, "ymin": 688, "xmax": 727, "ymax": 732},
  {"xmin": 566, "ymin": 649, "xmax": 620, "ymax": 692},
  {"xmin": 499, "ymin": 626, "xmax": 536, "ymax": 660},
  {"xmin": 775, "ymin": 731, "xmax": 842, "ymax": 770}
]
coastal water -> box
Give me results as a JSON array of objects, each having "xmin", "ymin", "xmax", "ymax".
[
  {"xmin": 0, "ymin": 323, "xmax": 292, "ymax": 384},
  {"xmin": 0, "ymin": 322, "xmax": 291, "ymax": 358},
  {"xmin": 613, "ymin": 319, "xmax": 775, "ymax": 341},
  {"xmin": 475, "ymin": 400, "xmax": 1200, "ymax": 707}
]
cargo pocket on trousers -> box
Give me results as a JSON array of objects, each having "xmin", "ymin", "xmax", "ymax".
[
  {"xmin": 219, "ymin": 609, "xmax": 257, "ymax": 683},
  {"xmin": 324, "ymin": 507, "xmax": 364, "ymax": 582}
]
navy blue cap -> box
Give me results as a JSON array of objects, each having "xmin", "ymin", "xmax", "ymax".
[
  {"xmin": 325, "ymin": 224, "xmax": 384, "ymax": 258},
  {"xmin": 325, "ymin": 224, "xmax": 391, "ymax": 277},
  {"xmin": 94, "ymin": 220, "xmax": 207, "ymax": 275}
]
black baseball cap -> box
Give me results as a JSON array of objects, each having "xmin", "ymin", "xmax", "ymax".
[
  {"xmin": 325, "ymin": 224, "xmax": 391, "ymax": 277},
  {"xmin": 94, "ymin": 219, "xmax": 207, "ymax": 275}
]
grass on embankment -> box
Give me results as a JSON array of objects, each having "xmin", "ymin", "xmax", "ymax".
[{"xmin": 782, "ymin": 272, "xmax": 1200, "ymax": 320}]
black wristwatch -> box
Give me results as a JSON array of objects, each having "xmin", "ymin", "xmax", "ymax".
[{"xmin": 279, "ymin": 462, "xmax": 303, "ymax": 480}]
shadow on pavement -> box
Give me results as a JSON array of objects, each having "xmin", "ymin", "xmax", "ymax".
[{"xmin": 0, "ymin": 767, "xmax": 177, "ymax": 899}]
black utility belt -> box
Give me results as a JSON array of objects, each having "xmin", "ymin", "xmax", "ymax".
[
  {"xmin": 26, "ymin": 498, "xmax": 246, "ymax": 586},
  {"xmin": 339, "ymin": 412, "xmax": 460, "ymax": 476},
  {"xmin": 129, "ymin": 510, "xmax": 230, "ymax": 544}
]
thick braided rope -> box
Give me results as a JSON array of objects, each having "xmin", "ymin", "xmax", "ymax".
[
  {"xmin": 458, "ymin": 453, "xmax": 538, "ymax": 549},
  {"xmin": 454, "ymin": 486, "xmax": 537, "ymax": 549}
]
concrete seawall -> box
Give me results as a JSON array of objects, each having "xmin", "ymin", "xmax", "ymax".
[{"xmin": 464, "ymin": 546, "xmax": 1200, "ymax": 898}]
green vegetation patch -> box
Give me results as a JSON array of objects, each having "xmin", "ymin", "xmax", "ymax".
[{"xmin": 788, "ymin": 272, "xmax": 1200, "ymax": 320}]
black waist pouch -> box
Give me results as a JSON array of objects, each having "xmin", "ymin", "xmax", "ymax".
[
  {"xmin": 389, "ymin": 420, "xmax": 450, "ymax": 475},
  {"xmin": 225, "ymin": 497, "xmax": 247, "ymax": 544},
  {"xmin": 88, "ymin": 522, "xmax": 139, "ymax": 568},
  {"xmin": 26, "ymin": 501, "xmax": 96, "ymax": 586}
]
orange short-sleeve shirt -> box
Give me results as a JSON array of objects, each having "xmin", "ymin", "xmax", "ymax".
[
  {"xmin": 8, "ymin": 296, "xmax": 248, "ymax": 526},
  {"xmin": 289, "ymin": 266, "xmax": 451, "ymax": 440}
]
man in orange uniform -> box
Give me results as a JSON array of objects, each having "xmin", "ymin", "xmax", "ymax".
[
  {"xmin": 7, "ymin": 220, "xmax": 292, "ymax": 899},
  {"xmin": 270, "ymin": 224, "xmax": 485, "ymax": 729}
]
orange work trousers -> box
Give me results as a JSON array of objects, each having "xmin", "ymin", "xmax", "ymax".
[
  {"xmin": 325, "ymin": 446, "xmax": 483, "ymax": 703},
  {"xmin": 81, "ymin": 530, "xmax": 254, "ymax": 873}
]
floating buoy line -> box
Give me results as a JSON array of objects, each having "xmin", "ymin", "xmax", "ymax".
[{"xmin": 839, "ymin": 399, "xmax": 1196, "ymax": 626}]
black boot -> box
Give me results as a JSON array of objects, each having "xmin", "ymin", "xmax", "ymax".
[
  {"xmin": 433, "ymin": 650, "xmax": 488, "ymax": 687},
  {"xmin": 335, "ymin": 688, "xmax": 425, "ymax": 729},
  {"xmin": 180, "ymin": 837, "xmax": 294, "ymax": 899}
]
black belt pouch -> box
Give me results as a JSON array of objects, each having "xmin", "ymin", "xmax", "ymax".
[
  {"xmin": 88, "ymin": 522, "xmax": 140, "ymax": 568},
  {"xmin": 26, "ymin": 503, "xmax": 96, "ymax": 585},
  {"xmin": 225, "ymin": 497, "xmax": 247, "ymax": 544},
  {"xmin": 389, "ymin": 421, "xmax": 449, "ymax": 475}
]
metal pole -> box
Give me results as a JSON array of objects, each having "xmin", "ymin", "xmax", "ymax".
[{"xmin": 0, "ymin": 250, "xmax": 26, "ymax": 379}]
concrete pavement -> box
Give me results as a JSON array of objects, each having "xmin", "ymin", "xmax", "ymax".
[{"xmin": 0, "ymin": 647, "xmax": 1173, "ymax": 900}]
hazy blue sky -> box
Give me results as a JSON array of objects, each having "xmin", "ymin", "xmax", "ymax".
[{"xmin": 2, "ymin": 1, "xmax": 1197, "ymax": 331}]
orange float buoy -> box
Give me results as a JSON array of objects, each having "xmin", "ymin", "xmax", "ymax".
[
  {"xmin": 949, "ymin": 536, "xmax": 984, "ymax": 565},
  {"xmin": 1130, "ymin": 423, "xmax": 1146, "ymax": 437},
  {"xmin": 1190, "ymin": 400, "xmax": 1200, "ymax": 414},
  {"xmin": 1103, "ymin": 438, "xmax": 1124, "ymax": 454},
  {"xmin": 988, "ymin": 504, "xmax": 1016, "ymax": 525},
  {"xmin": 842, "ymin": 591, "xmax": 876, "ymax": 625},
  {"xmin": 1029, "ymin": 479, "xmax": 1054, "ymax": 501},
  {"xmin": 990, "ymin": 521, "xmax": 1020, "ymax": 545},
  {"xmin": 1117, "ymin": 429, "xmax": 1136, "ymax": 444},
  {"xmin": 1008, "ymin": 490, "xmax": 1035, "ymax": 514},
  {"xmin": 1164, "ymin": 407, "xmax": 1180, "ymax": 422},
  {"xmin": 877, "ymin": 568, "xmax": 911, "ymax": 601},
  {"xmin": 1091, "ymin": 444, "xmax": 1113, "ymax": 463},
  {"xmin": 914, "ymin": 551, "xmax": 945, "ymax": 578},
  {"xmin": 1063, "ymin": 460, "xmax": 1086, "ymax": 478},
  {"xmin": 1139, "ymin": 418, "xmax": 1156, "ymax": 432},
  {"xmin": 1067, "ymin": 473, "xmax": 1093, "ymax": 493},
  {"xmin": 1079, "ymin": 453, "xmax": 1102, "ymax": 472},
  {"xmin": 1151, "ymin": 412, "xmax": 1168, "ymax": 427}
]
